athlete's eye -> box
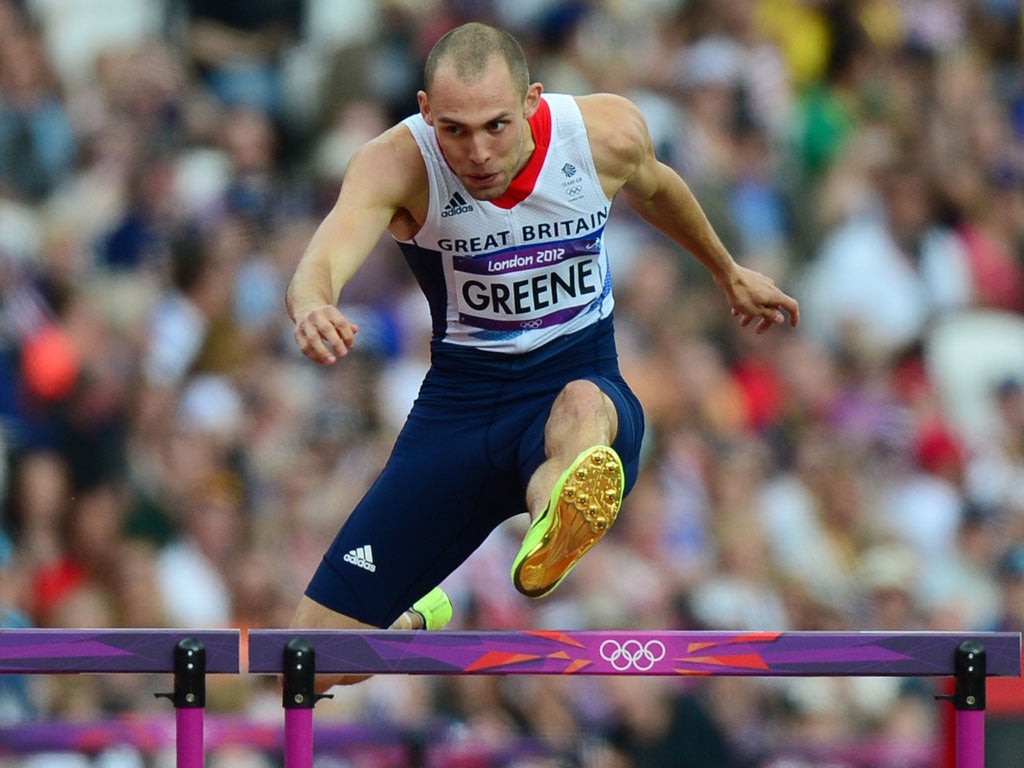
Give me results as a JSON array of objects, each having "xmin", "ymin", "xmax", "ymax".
[
  {"xmin": 488, "ymin": 121, "xmax": 507, "ymax": 132},
  {"xmin": 444, "ymin": 125, "xmax": 463, "ymax": 135}
]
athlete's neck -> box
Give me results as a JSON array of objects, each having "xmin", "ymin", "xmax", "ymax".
[
  {"xmin": 490, "ymin": 97, "xmax": 552, "ymax": 209},
  {"xmin": 511, "ymin": 119, "xmax": 537, "ymax": 180}
]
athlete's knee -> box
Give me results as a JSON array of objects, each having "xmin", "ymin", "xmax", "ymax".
[
  {"xmin": 287, "ymin": 595, "xmax": 380, "ymax": 688},
  {"xmin": 552, "ymin": 379, "xmax": 604, "ymax": 417},
  {"xmin": 549, "ymin": 379, "xmax": 616, "ymax": 438},
  {"xmin": 291, "ymin": 594, "xmax": 371, "ymax": 631}
]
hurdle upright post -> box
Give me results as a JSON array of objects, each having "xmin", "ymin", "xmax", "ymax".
[
  {"xmin": 154, "ymin": 637, "xmax": 207, "ymax": 768},
  {"xmin": 282, "ymin": 637, "xmax": 317, "ymax": 768},
  {"xmin": 951, "ymin": 640, "xmax": 986, "ymax": 768}
]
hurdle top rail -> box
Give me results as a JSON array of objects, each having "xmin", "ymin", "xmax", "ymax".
[
  {"xmin": 0, "ymin": 629, "xmax": 240, "ymax": 675},
  {"xmin": 247, "ymin": 629, "xmax": 1021, "ymax": 768},
  {"xmin": 247, "ymin": 629, "xmax": 1022, "ymax": 678}
]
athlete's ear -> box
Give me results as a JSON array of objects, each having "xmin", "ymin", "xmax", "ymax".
[
  {"xmin": 523, "ymin": 82, "xmax": 543, "ymax": 119},
  {"xmin": 417, "ymin": 91, "xmax": 433, "ymax": 126}
]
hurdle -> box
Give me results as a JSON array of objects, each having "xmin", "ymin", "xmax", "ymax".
[
  {"xmin": 0, "ymin": 629, "xmax": 240, "ymax": 768},
  {"xmin": 248, "ymin": 629, "xmax": 1022, "ymax": 768}
]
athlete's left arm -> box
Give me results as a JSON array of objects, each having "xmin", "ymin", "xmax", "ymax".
[{"xmin": 581, "ymin": 94, "xmax": 799, "ymax": 333}]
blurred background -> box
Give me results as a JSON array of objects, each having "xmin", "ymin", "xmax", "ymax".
[{"xmin": 0, "ymin": 0, "xmax": 1023, "ymax": 766}]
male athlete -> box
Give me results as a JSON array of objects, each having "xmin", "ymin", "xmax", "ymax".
[{"xmin": 286, "ymin": 22, "xmax": 798, "ymax": 681}]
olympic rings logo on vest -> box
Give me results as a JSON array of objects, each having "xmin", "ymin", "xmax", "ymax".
[{"xmin": 599, "ymin": 638, "xmax": 667, "ymax": 671}]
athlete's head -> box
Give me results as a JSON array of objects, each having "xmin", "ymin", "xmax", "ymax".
[{"xmin": 418, "ymin": 23, "xmax": 542, "ymax": 201}]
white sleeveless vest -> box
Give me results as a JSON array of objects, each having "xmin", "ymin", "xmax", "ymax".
[{"xmin": 396, "ymin": 93, "xmax": 614, "ymax": 354}]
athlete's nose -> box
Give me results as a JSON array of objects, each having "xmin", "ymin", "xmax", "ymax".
[{"xmin": 468, "ymin": 133, "xmax": 490, "ymax": 165}]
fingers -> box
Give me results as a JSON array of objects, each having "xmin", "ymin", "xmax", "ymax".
[
  {"xmin": 776, "ymin": 293, "xmax": 800, "ymax": 327},
  {"xmin": 733, "ymin": 301, "xmax": 799, "ymax": 335},
  {"xmin": 751, "ymin": 283, "xmax": 800, "ymax": 332},
  {"xmin": 754, "ymin": 310, "xmax": 783, "ymax": 334},
  {"xmin": 728, "ymin": 268, "xmax": 800, "ymax": 334},
  {"xmin": 293, "ymin": 306, "xmax": 358, "ymax": 365}
]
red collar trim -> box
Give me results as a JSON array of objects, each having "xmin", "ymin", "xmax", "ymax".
[{"xmin": 488, "ymin": 97, "xmax": 551, "ymax": 209}]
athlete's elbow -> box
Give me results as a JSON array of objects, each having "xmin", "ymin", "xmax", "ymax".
[{"xmin": 621, "ymin": 187, "xmax": 661, "ymax": 223}]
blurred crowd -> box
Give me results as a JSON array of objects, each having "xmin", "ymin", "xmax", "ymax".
[{"xmin": 1, "ymin": 0, "xmax": 1023, "ymax": 766}]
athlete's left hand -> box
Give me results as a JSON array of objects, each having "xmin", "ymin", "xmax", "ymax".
[{"xmin": 720, "ymin": 265, "xmax": 800, "ymax": 334}]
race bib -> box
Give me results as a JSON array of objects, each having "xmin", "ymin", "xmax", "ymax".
[{"xmin": 453, "ymin": 235, "xmax": 603, "ymax": 331}]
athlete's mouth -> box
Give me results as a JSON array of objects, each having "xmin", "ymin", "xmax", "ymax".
[{"xmin": 467, "ymin": 172, "xmax": 499, "ymax": 187}]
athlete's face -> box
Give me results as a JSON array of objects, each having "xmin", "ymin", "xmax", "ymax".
[{"xmin": 418, "ymin": 56, "xmax": 542, "ymax": 201}]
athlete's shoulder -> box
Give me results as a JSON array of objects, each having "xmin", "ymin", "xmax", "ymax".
[
  {"xmin": 343, "ymin": 122, "xmax": 427, "ymax": 207},
  {"xmin": 575, "ymin": 94, "xmax": 650, "ymax": 191},
  {"xmin": 576, "ymin": 94, "xmax": 648, "ymax": 158},
  {"xmin": 351, "ymin": 122, "xmax": 424, "ymax": 178}
]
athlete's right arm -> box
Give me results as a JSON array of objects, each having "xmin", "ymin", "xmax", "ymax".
[{"xmin": 287, "ymin": 126, "xmax": 423, "ymax": 365}]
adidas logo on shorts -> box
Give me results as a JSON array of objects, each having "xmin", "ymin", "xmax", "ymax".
[
  {"xmin": 343, "ymin": 545, "xmax": 377, "ymax": 572},
  {"xmin": 441, "ymin": 191, "xmax": 474, "ymax": 217}
]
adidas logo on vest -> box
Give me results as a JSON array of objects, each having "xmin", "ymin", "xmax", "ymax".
[
  {"xmin": 344, "ymin": 545, "xmax": 377, "ymax": 572},
  {"xmin": 441, "ymin": 191, "xmax": 474, "ymax": 217}
]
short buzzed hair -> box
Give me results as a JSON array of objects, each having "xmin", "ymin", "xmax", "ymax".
[{"xmin": 423, "ymin": 23, "xmax": 530, "ymax": 101}]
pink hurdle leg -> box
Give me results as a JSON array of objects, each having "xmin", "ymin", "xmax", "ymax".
[
  {"xmin": 155, "ymin": 638, "xmax": 207, "ymax": 768},
  {"xmin": 285, "ymin": 707, "xmax": 314, "ymax": 768},
  {"xmin": 955, "ymin": 709, "xmax": 985, "ymax": 768},
  {"xmin": 176, "ymin": 707, "xmax": 205, "ymax": 768},
  {"xmin": 952, "ymin": 641, "xmax": 987, "ymax": 768},
  {"xmin": 283, "ymin": 638, "xmax": 323, "ymax": 768}
]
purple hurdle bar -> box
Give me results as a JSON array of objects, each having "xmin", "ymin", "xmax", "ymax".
[
  {"xmin": 248, "ymin": 630, "xmax": 1022, "ymax": 768},
  {"xmin": 0, "ymin": 629, "xmax": 240, "ymax": 768}
]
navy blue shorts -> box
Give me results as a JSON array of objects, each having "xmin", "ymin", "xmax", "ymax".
[{"xmin": 305, "ymin": 315, "xmax": 645, "ymax": 627}]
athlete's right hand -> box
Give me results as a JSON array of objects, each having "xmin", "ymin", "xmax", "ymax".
[{"xmin": 292, "ymin": 305, "xmax": 358, "ymax": 365}]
